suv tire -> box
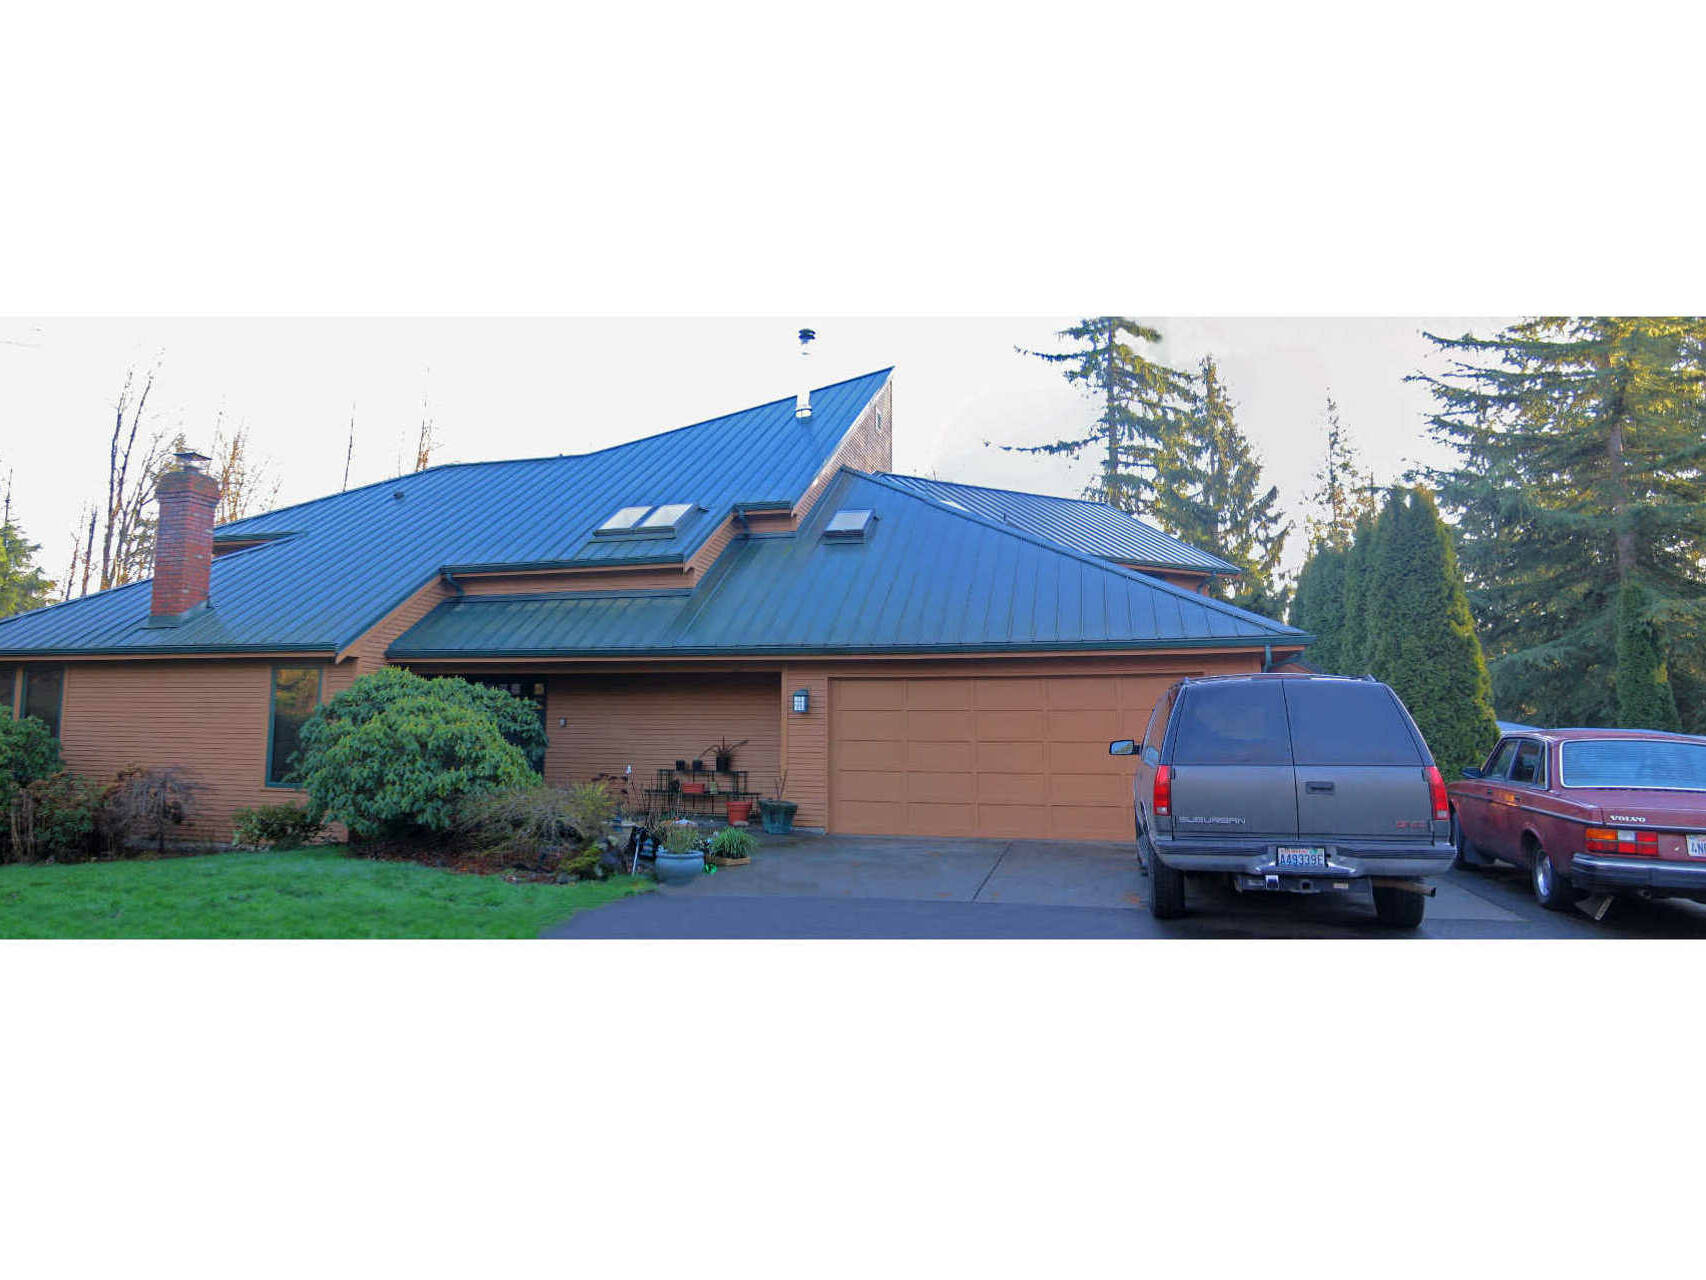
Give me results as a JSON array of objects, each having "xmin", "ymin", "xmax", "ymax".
[
  {"xmin": 1147, "ymin": 840, "xmax": 1187, "ymax": 920},
  {"xmin": 1372, "ymin": 883, "xmax": 1426, "ymax": 929},
  {"xmin": 1530, "ymin": 845, "xmax": 1577, "ymax": 912}
]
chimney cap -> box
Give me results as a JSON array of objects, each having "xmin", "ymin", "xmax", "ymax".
[{"xmin": 174, "ymin": 449, "xmax": 212, "ymax": 471}]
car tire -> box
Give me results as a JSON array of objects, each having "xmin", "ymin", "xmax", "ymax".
[
  {"xmin": 1372, "ymin": 883, "xmax": 1427, "ymax": 929},
  {"xmin": 1452, "ymin": 816, "xmax": 1491, "ymax": 871},
  {"xmin": 1146, "ymin": 836, "xmax": 1187, "ymax": 920},
  {"xmin": 1530, "ymin": 845, "xmax": 1578, "ymax": 912}
]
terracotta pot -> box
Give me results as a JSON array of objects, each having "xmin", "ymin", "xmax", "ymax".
[{"xmin": 726, "ymin": 799, "xmax": 753, "ymax": 824}]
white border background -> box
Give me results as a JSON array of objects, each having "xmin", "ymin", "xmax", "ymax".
[{"xmin": 5, "ymin": 2, "xmax": 1705, "ymax": 1277}]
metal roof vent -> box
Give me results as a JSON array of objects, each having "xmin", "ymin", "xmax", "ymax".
[
  {"xmin": 823, "ymin": 508, "xmax": 874, "ymax": 541},
  {"xmin": 795, "ymin": 327, "xmax": 816, "ymax": 420}
]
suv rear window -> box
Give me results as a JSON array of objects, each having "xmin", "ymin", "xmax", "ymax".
[
  {"xmin": 1283, "ymin": 681, "xmax": 1424, "ymax": 766},
  {"xmin": 1170, "ymin": 682, "xmax": 1292, "ymax": 766}
]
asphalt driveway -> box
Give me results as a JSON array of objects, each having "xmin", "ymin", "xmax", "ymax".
[{"xmin": 544, "ymin": 832, "xmax": 1706, "ymax": 939}]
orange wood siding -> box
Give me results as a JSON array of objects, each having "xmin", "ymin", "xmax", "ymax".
[
  {"xmin": 57, "ymin": 658, "xmax": 327, "ymax": 841},
  {"xmin": 331, "ymin": 575, "xmax": 456, "ymax": 688},
  {"xmin": 542, "ymin": 673, "xmax": 782, "ymax": 803},
  {"xmin": 794, "ymin": 380, "xmax": 894, "ymax": 523}
]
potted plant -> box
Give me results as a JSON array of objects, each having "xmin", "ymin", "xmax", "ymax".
[
  {"xmin": 758, "ymin": 772, "xmax": 797, "ymax": 835},
  {"xmin": 704, "ymin": 736, "xmax": 749, "ymax": 774},
  {"xmin": 654, "ymin": 820, "xmax": 705, "ymax": 885},
  {"xmin": 726, "ymin": 797, "xmax": 754, "ymax": 824},
  {"xmin": 707, "ymin": 825, "xmax": 756, "ymax": 867}
]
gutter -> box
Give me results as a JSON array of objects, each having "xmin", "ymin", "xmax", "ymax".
[{"xmin": 387, "ymin": 635, "xmax": 1315, "ymax": 661}]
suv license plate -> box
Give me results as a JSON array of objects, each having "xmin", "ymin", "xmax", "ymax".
[
  {"xmin": 1689, "ymin": 835, "xmax": 1706, "ymax": 859},
  {"xmin": 1277, "ymin": 847, "xmax": 1328, "ymax": 871}
]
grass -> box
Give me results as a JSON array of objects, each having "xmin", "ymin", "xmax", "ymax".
[{"xmin": 0, "ymin": 847, "xmax": 652, "ymax": 939}]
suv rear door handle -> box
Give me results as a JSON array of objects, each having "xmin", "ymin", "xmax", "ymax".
[{"xmin": 1305, "ymin": 780, "xmax": 1335, "ymax": 794}]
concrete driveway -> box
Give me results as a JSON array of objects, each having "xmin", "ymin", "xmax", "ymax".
[{"xmin": 544, "ymin": 832, "xmax": 1706, "ymax": 938}]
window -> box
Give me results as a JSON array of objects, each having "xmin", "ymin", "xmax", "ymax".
[
  {"xmin": 1560, "ymin": 739, "xmax": 1706, "ymax": 791},
  {"xmin": 1171, "ymin": 682, "xmax": 1292, "ymax": 766},
  {"xmin": 1282, "ymin": 680, "xmax": 1424, "ymax": 766},
  {"xmin": 1509, "ymin": 739, "xmax": 1547, "ymax": 787},
  {"xmin": 598, "ymin": 506, "xmax": 652, "ymax": 532},
  {"xmin": 267, "ymin": 667, "xmax": 322, "ymax": 786},
  {"xmin": 0, "ymin": 664, "xmax": 15, "ymax": 717},
  {"xmin": 823, "ymin": 509, "xmax": 874, "ymax": 541},
  {"xmin": 19, "ymin": 665, "xmax": 65, "ymax": 738},
  {"xmin": 1483, "ymin": 739, "xmax": 1518, "ymax": 780},
  {"xmin": 593, "ymin": 503, "xmax": 698, "ymax": 538}
]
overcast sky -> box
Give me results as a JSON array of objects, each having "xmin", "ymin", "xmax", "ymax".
[{"xmin": 0, "ymin": 317, "xmax": 1509, "ymax": 579}]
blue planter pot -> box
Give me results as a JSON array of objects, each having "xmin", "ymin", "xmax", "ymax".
[
  {"xmin": 759, "ymin": 800, "xmax": 797, "ymax": 835},
  {"xmin": 655, "ymin": 849, "xmax": 704, "ymax": 885}
]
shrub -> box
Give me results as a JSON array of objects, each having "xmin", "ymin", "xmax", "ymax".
[
  {"xmin": 232, "ymin": 803, "xmax": 328, "ymax": 850},
  {"xmin": 457, "ymin": 780, "xmax": 617, "ymax": 873},
  {"xmin": 299, "ymin": 668, "xmax": 547, "ymax": 777},
  {"xmin": 0, "ymin": 715, "xmax": 61, "ymax": 812},
  {"xmin": 100, "ymin": 766, "xmax": 204, "ymax": 856},
  {"xmin": 708, "ymin": 826, "xmax": 756, "ymax": 861},
  {"xmin": 660, "ymin": 821, "xmax": 702, "ymax": 856},
  {"xmin": 7, "ymin": 770, "xmax": 102, "ymax": 862},
  {"xmin": 298, "ymin": 696, "xmax": 534, "ymax": 841}
]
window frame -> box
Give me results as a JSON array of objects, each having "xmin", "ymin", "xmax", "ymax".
[
  {"xmin": 1508, "ymin": 737, "xmax": 1548, "ymax": 788},
  {"xmin": 18, "ymin": 663, "xmax": 66, "ymax": 738},
  {"xmin": 592, "ymin": 502, "xmax": 700, "ymax": 540},
  {"xmin": 0, "ymin": 663, "xmax": 16, "ymax": 718},
  {"xmin": 1481, "ymin": 738, "xmax": 1519, "ymax": 781},
  {"xmin": 265, "ymin": 664, "xmax": 324, "ymax": 789}
]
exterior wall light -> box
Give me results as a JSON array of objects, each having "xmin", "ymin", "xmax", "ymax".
[{"xmin": 791, "ymin": 688, "xmax": 810, "ymax": 714}]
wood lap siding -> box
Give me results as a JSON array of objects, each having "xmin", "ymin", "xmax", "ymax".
[
  {"xmin": 58, "ymin": 659, "xmax": 316, "ymax": 840},
  {"xmin": 793, "ymin": 381, "xmax": 894, "ymax": 524},
  {"xmin": 543, "ymin": 673, "xmax": 782, "ymax": 800}
]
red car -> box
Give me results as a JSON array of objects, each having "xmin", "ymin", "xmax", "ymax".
[{"xmin": 1448, "ymin": 728, "xmax": 1706, "ymax": 910}]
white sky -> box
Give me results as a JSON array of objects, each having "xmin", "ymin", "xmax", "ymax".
[{"xmin": 0, "ymin": 317, "xmax": 1509, "ymax": 580}]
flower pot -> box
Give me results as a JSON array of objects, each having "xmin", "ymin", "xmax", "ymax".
[
  {"xmin": 691, "ymin": 760, "xmax": 704, "ymax": 773},
  {"xmin": 726, "ymin": 799, "xmax": 753, "ymax": 824},
  {"xmin": 674, "ymin": 759, "xmax": 688, "ymax": 772},
  {"xmin": 707, "ymin": 853, "xmax": 750, "ymax": 868},
  {"xmin": 655, "ymin": 849, "xmax": 704, "ymax": 885},
  {"xmin": 758, "ymin": 799, "xmax": 797, "ymax": 835},
  {"xmin": 714, "ymin": 752, "xmax": 733, "ymax": 773},
  {"xmin": 681, "ymin": 782, "xmax": 707, "ymax": 796}
]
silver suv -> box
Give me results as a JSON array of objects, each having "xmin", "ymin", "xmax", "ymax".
[{"xmin": 1110, "ymin": 674, "xmax": 1454, "ymax": 928}]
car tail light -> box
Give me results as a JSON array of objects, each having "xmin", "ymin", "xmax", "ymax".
[
  {"xmin": 1425, "ymin": 765, "xmax": 1449, "ymax": 822},
  {"xmin": 1584, "ymin": 827, "xmax": 1659, "ymax": 855},
  {"xmin": 1153, "ymin": 765, "xmax": 1173, "ymax": 818}
]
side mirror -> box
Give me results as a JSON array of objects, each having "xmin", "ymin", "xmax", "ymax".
[
  {"xmin": 1109, "ymin": 739, "xmax": 1137, "ymax": 757},
  {"xmin": 1460, "ymin": 766, "xmax": 1483, "ymax": 780}
]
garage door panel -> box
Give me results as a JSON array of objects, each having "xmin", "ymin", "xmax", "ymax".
[
  {"xmin": 1044, "ymin": 677, "xmax": 1121, "ymax": 709},
  {"xmin": 976, "ymin": 804, "xmax": 1054, "ymax": 839},
  {"xmin": 907, "ymin": 771, "xmax": 976, "ymax": 804},
  {"xmin": 1049, "ymin": 741, "xmax": 1123, "ymax": 774},
  {"xmin": 909, "ymin": 803, "xmax": 976, "ymax": 837},
  {"xmin": 833, "ymin": 708, "xmax": 906, "ymax": 741},
  {"xmin": 1053, "ymin": 805, "xmax": 1130, "ymax": 839},
  {"xmin": 975, "ymin": 709, "xmax": 1047, "ymax": 741},
  {"xmin": 1044, "ymin": 708, "xmax": 1121, "ymax": 742},
  {"xmin": 905, "ymin": 709, "xmax": 975, "ymax": 741},
  {"xmin": 976, "ymin": 772, "xmax": 1047, "ymax": 804},
  {"xmin": 905, "ymin": 679, "xmax": 975, "ymax": 710},
  {"xmin": 836, "ymin": 738, "xmax": 907, "ymax": 771},
  {"xmin": 975, "ymin": 741, "xmax": 1047, "ymax": 773},
  {"xmin": 832, "ymin": 799, "xmax": 908, "ymax": 832},
  {"xmin": 1048, "ymin": 773, "xmax": 1130, "ymax": 806},
  {"xmin": 836, "ymin": 680, "xmax": 907, "ymax": 711},
  {"xmin": 835, "ymin": 769, "xmax": 906, "ymax": 803},
  {"xmin": 908, "ymin": 740, "xmax": 974, "ymax": 772},
  {"xmin": 973, "ymin": 678, "xmax": 1048, "ymax": 710}
]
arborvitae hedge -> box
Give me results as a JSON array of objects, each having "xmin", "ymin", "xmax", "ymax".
[{"xmin": 1614, "ymin": 580, "xmax": 1683, "ymax": 731}]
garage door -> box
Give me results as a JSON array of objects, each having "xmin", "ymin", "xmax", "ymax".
[{"xmin": 828, "ymin": 674, "xmax": 1176, "ymax": 841}]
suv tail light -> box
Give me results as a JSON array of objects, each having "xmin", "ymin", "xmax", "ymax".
[
  {"xmin": 1585, "ymin": 827, "xmax": 1659, "ymax": 855},
  {"xmin": 1425, "ymin": 765, "xmax": 1449, "ymax": 822},
  {"xmin": 1153, "ymin": 765, "xmax": 1173, "ymax": 818}
]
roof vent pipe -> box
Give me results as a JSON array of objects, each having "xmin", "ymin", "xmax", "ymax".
[{"xmin": 795, "ymin": 327, "xmax": 816, "ymax": 420}]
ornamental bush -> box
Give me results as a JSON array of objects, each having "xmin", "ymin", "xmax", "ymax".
[
  {"xmin": 296, "ymin": 688, "xmax": 535, "ymax": 841},
  {"xmin": 8, "ymin": 770, "xmax": 102, "ymax": 862},
  {"xmin": 297, "ymin": 667, "xmax": 547, "ymax": 777},
  {"xmin": 0, "ymin": 715, "xmax": 61, "ymax": 803},
  {"xmin": 232, "ymin": 802, "xmax": 328, "ymax": 850}
]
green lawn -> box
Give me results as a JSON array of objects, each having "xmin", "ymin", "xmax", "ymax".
[{"xmin": 0, "ymin": 847, "xmax": 651, "ymax": 939}]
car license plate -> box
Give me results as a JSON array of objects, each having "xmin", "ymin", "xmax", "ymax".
[
  {"xmin": 1689, "ymin": 834, "xmax": 1706, "ymax": 859},
  {"xmin": 1277, "ymin": 847, "xmax": 1327, "ymax": 871}
]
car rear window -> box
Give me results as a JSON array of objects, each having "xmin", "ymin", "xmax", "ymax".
[
  {"xmin": 1170, "ymin": 682, "xmax": 1292, "ymax": 766},
  {"xmin": 1282, "ymin": 681, "xmax": 1424, "ymax": 766},
  {"xmin": 1560, "ymin": 739, "xmax": 1706, "ymax": 791}
]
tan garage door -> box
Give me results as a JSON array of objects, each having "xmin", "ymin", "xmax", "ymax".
[{"xmin": 828, "ymin": 674, "xmax": 1175, "ymax": 841}]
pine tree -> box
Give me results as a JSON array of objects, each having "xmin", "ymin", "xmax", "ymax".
[
  {"xmin": 1289, "ymin": 544, "xmax": 1348, "ymax": 671},
  {"xmin": 1417, "ymin": 317, "xmax": 1706, "ymax": 730},
  {"xmin": 1361, "ymin": 488, "xmax": 1500, "ymax": 777},
  {"xmin": 1304, "ymin": 394, "xmax": 1379, "ymax": 550},
  {"xmin": 0, "ymin": 519, "xmax": 54, "ymax": 619},
  {"xmin": 1002, "ymin": 317, "xmax": 1195, "ymax": 514},
  {"xmin": 1150, "ymin": 356, "xmax": 1291, "ymax": 615}
]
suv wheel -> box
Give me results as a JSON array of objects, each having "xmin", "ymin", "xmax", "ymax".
[
  {"xmin": 1372, "ymin": 882, "xmax": 1426, "ymax": 929},
  {"xmin": 1530, "ymin": 845, "xmax": 1577, "ymax": 912},
  {"xmin": 1147, "ymin": 841, "xmax": 1187, "ymax": 920}
]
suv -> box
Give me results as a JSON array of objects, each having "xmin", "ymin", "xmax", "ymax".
[{"xmin": 1109, "ymin": 674, "xmax": 1454, "ymax": 928}]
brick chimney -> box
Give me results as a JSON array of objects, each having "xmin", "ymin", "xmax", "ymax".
[{"xmin": 148, "ymin": 450, "xmax": 221, "ymax": 625}]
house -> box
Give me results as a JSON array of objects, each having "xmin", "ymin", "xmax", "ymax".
[{"xmin": 0, "ymin": 369, "xmax": 1308, "ymax": 841}]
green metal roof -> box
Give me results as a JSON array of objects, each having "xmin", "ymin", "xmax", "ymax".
[{"xmin": 388, "ymin": 470, "xmax": 1308, "ymax": 659}]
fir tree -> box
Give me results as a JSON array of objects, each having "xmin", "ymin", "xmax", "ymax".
[
  {"xmin": 1289, "ymin": 544, "xmax": 1348, "ymax": 671},
  {"xmin": 1304, "ymin": 394, "xmax": 1378, "ymax": 550},
  {"xmin": 0, "ymin": 519, "xmax": 54, "ymax": 619},
  {"xmin": 1361, "ymin": 487, "xmax": 1500, "ymax": 777},
  {"xmin": 1336, "ymin": 508, "xmax": 1381, "ymax": 675},
  {"xmin": 1151, "ymin": 356, "xmax": 1291, "ymax": 615},
  {"xmin": 1002, "ymin": 317, "xmax": 1195, "ymax": 514},
  {"xmin": 1416, "ymin": 317, "xmax": 1706, "ymax": 729}
]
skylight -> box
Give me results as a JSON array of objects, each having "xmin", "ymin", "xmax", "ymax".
[
  {"xmin": 599, "ymin": 506, "xmax": 652, "ymax": 532},
  {"xmin": 823, "ymin": 509, "xmax": 875, "ymax": 541},
  {"xmin": 641, "ymin": 502, "xmax": 693, "ymax": 528}
]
